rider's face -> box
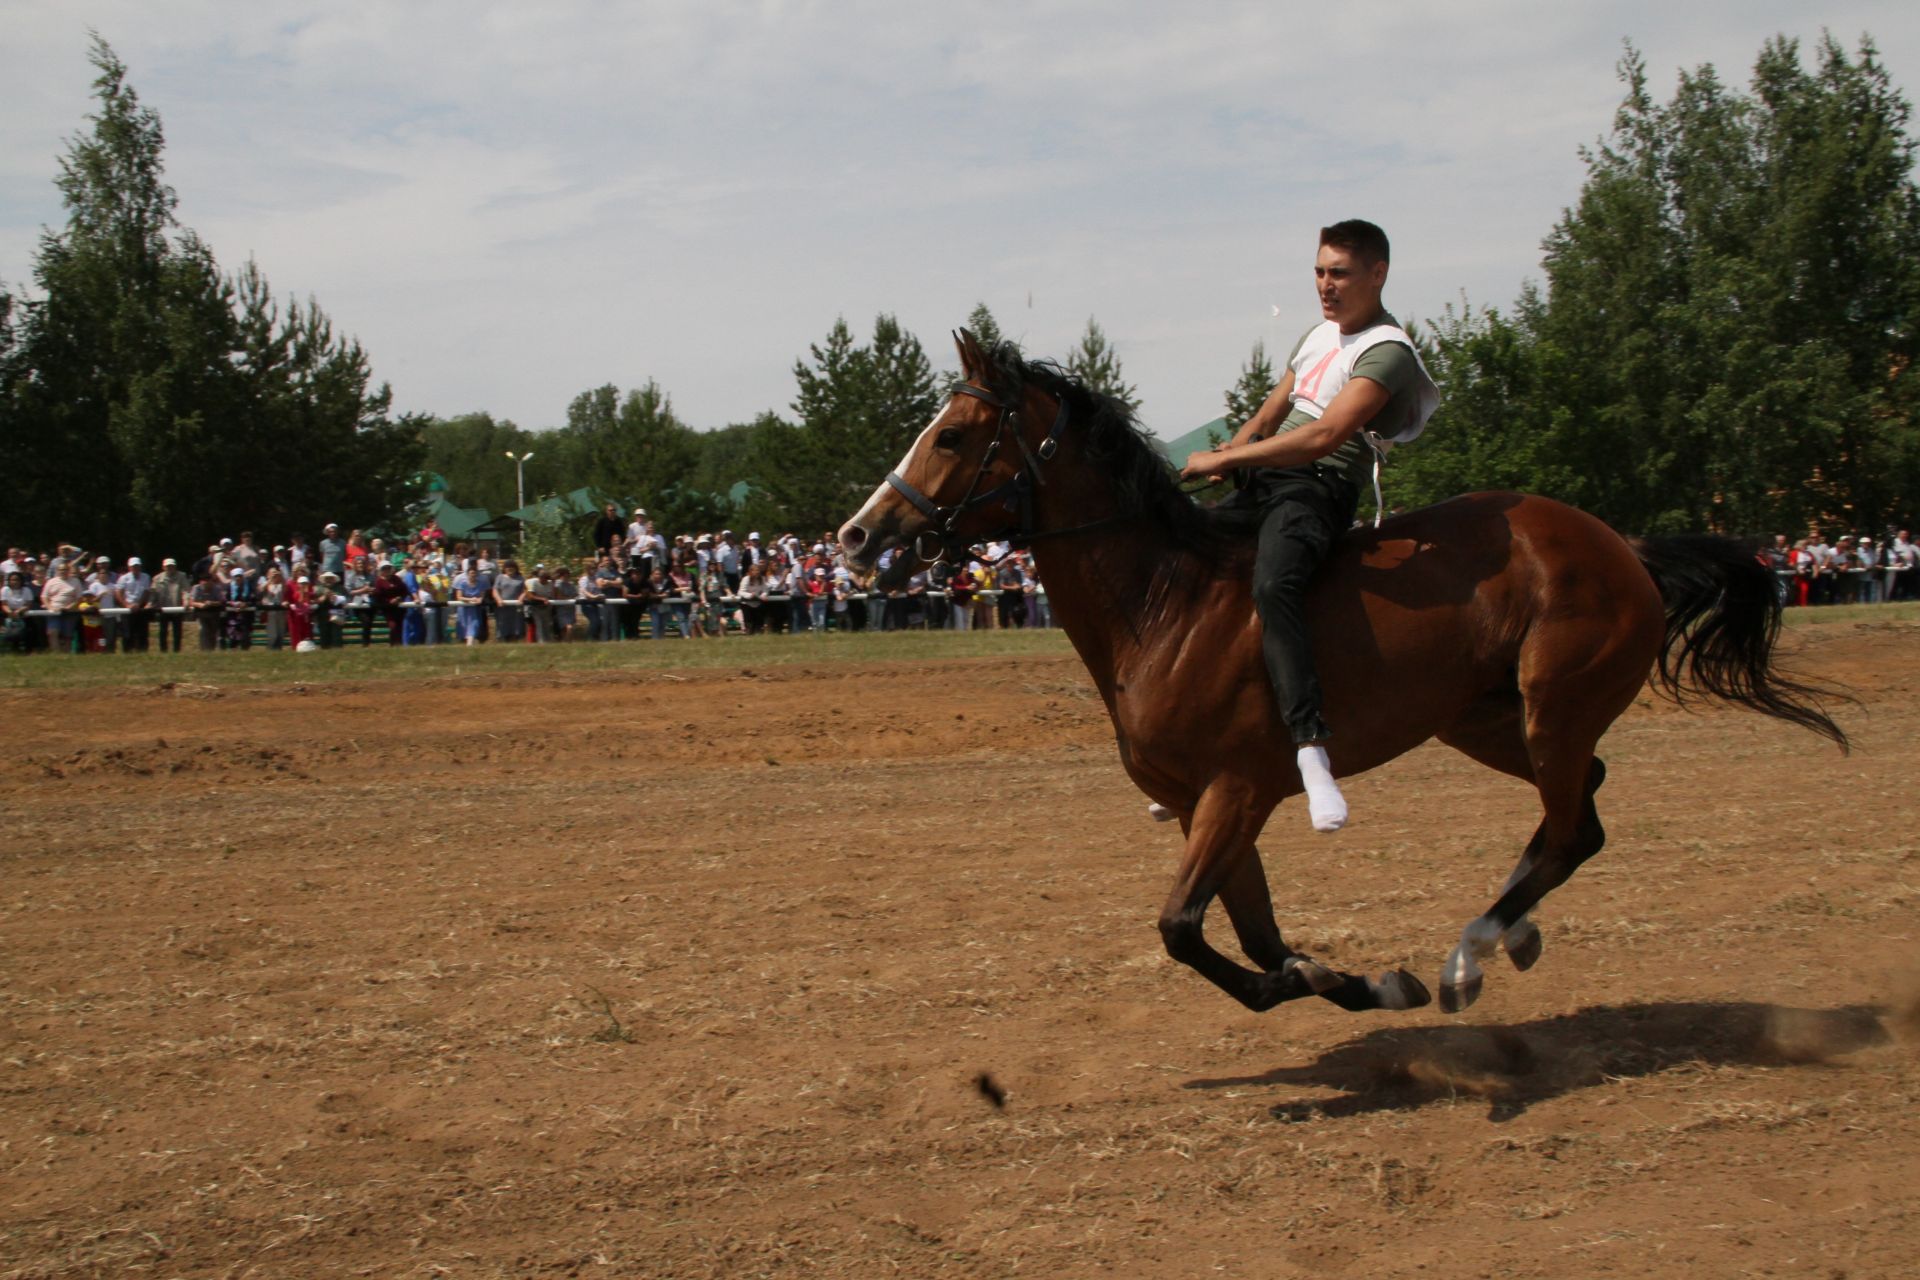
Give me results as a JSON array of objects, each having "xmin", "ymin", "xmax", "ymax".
[{"xmin": 1314, "ymin": 243, "xmax": 1388, "ymax": 332}]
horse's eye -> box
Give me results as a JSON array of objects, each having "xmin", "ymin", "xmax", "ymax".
[{"xmin": 936, "ymin": 428, "xmax": 964, "ymax": 451}]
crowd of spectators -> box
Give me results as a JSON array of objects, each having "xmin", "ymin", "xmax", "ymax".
[
  {"xmin": 0, "ymin": 502, "xmax": 1057, "ymax": 655},
  {"xmin": 1761, "ymin": 528, "xmax": 1919, "ymax": 606},
  {"xmin": 6, "ymin": 507, "xmax": 1912, "ymax": 657}
]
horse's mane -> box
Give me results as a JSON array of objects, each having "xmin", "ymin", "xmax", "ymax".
[{"xmin": 972, "ymin": 340, "xmax": 1252, "ymax": 563}]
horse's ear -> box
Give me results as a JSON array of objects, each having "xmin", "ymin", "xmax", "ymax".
[{"xmin": 954, "ymin": 328, "xmax": 984, "ymax": 380}]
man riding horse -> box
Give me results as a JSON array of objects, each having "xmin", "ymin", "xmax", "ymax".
[{"xmin": 1182, "ymin": 219, "xmax": 1438, "ymax": 834}]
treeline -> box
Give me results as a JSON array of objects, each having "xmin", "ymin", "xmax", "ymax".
[
  {"xmin": 422, "ymin": 304, "xmax": 1142, "ymax": 540},
  {"xmin": 6, "ymin": 35, "xmax": 1917, "ymax": 554}
]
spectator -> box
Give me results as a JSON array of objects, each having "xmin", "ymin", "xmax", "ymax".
[
  {"xmin": 2, "ymin": 570, "xmax": 36, "ymax": 654},
  {"xmin": 42, "ymin": 560, "xmax": 83, "ymax": 654},
  {"xmin": 1892, "ymin": 530, "xmax": 1916, "ymax": 601},
  {"xmin": 150, "ymin": 557, "xmax": 188, "ymax": 653},
  {"xmin": 369, "ymin": 562, "xmax": 408, "ymax": 645},
  {"xmin": 717, "ymin": 530, "xmax": 742, "ymax": 592},
  {"xmin": 523, "ymin": 565, "xmax": 557, "ymax": 643},
  {"xmin": 619, "ymin": 555, "xmax": 651, "ymax": 639},
  {"xmin": 947, "ymin": 560, "xmax": 974, "ymax": 631},
  {"xmin": 737, "ymin": 561, "xmax": 769, "ymax": 635},
  {"xmin": 343, "ymin": 560, "xmax": 376, "ymax": 645},
  {"xmin": 593, "ymin": 502, "xmax": 626, "ymax": 554},
  {"xmin": 224, "ymin": 565, "xmax": 258, "ymax": 649},
  {"xmin": 86, "ymin": 556, "xmax": 120, "ymax": 652},
  {"xmin": 319, "ymin": 523, "xmax": 347, "ymax": 577},
  {"xmin": 996, "ymin": 556, "xmax": 1027, "ymax": 629},
  {"xmin": 232, "ymin": 532, "xmax": 262, "ymax": 572},
  {"xmin": 666, "ymin": 553, "xmax": 695, "ymax": 638},
  {"xmin": 189, "ymin": 569, "xmax": 223, "ymax": 650},
  {"xmin": 311, "ymin": 573, "xmax": 343, "ymax": 649},
  {"xmin": 258, "ymin": 566, "xmax": 290, "ymax": 650},
  {"xmin": 115, "ymin": 556, "xmax": 153, "ymax": 652},
  {"xmin": 288, "ymin": 533, "xmax": 310, "ymax": 569},
  {"xmin": 452, "ymin": 560, "xmax": 487, "ymax": 646},
  {"xmin": 287, "ymin": 573, "xmax": 316, "ymax": 649},
  {"xmin": 807, "ymin": 566, "xmax": 830, "ymax": 632},
  {"xmin": 552, "ymin": 565, "xmax": 578, "ymax": 640},
  {"xmin": 492, "ymin": 560, "xmax": 527, "ymax": 643},
  {"xmin": 577, "ymin": 559, "xmax": 608, "ymax": 641}
]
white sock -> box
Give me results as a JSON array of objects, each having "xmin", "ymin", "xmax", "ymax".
[
  {"xmin": 1296, "ymin": 744, "xmax": 1347, "ymax": 833},
  {"xmin": 1146, "ymin": 802, "xmax": 1176, "ymax": 823}
]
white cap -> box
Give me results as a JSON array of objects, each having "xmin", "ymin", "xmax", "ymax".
[
  {"xmin": 748, "ymin": 531, "xmax": 760, "ymax": 540},
  {"xmin": 127, "ymin": 557, "xmax": 142, "ymax": 566}
]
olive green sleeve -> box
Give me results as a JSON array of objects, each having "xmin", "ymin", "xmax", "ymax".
[{"xmin": 1350, "ymin": 340, "xmax": 1418, "ymax": 394}]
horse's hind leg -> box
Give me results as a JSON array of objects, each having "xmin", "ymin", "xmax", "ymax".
[{"xmin": 1436, "ymin": 692, "xmax": 1609, "ymax": 1012}]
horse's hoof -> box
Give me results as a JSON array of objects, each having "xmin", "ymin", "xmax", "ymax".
[
  {"xmin": 1145, "ymin": 802, "xmax": 1177, "ymax": 823},
  {"xmin": 1504, "ymin": 921, "xmax": 1542, "ymax": 971},
  {"xmin": 1284, "ymin": 956, "xmax": 1342, "ymax": 994},
  {"xmin": 1437, "ymin": 973, "xmax": 1482, "ymax": 1014},
  {"xmin": 1374, "ymin": 968, "xmax": 1431, "ymax": 1011}
]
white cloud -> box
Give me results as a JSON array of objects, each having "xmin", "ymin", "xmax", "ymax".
[{"xmin": 5, "ymin": 0, "xmax": 1918, "ymax": 437}]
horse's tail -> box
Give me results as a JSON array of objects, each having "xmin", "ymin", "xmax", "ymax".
[{"xmin": 1630, "ymin": 534, "xmax": 1850, "ymax": 753}]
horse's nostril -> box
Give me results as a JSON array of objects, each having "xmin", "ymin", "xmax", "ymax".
[{"xmin": 842, "ymin": 525, "xmax": 866, "ymax": 551}]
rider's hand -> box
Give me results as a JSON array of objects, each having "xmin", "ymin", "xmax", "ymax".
[{"xmin": 1181, "ymin": 449, "xmax": 1230, "ymax": 483}]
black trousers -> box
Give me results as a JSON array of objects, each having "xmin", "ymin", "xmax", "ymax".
[{"xmin": 1236, "ymin": 466, "xmax": 1359, "ymax": 745}]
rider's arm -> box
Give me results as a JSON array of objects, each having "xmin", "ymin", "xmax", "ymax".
[
  {"xmin": 1225, "ymin": 368, "xmax": 1296, "ymax": 448},
  {"xmin": 1184, "ymin": 375, "xmax": 1390, "ymax": 478}
]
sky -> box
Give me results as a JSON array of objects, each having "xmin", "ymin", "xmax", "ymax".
[{"xmin": 5, "ymin": 1, "xmax": 1920, "ymax": 442}]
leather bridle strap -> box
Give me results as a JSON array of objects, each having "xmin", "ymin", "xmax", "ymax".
[{"xmin": 883, "ymin": 382, "xmax": 1073, "ymax": 555}]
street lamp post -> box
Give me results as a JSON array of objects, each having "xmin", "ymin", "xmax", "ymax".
[{"xmin": 504, "ymin": 450, "xmax": 535, "ymax": 510}]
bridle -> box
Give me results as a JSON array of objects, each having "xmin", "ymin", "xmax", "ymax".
[{"xmin": 882, "ymin": 380, "xmax": 1079, "ymax": 563}]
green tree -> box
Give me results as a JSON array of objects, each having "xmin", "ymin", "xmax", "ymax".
[
  {"xmin": 1064, "ymin": 316, "xmax": 1140, "ymax": 411},
  {"xmin": 1221, "ymin": 340, "xmax": 1276, "ymax": 441},
  {"xmin": 761, "ymin": 313, "xmax": 939, "ymax": 533},
  {"xmin": 1425, "ymin": 37, "xmax": 1920, "ymax": 534},
  {"xmin": 965, "ymin": 301, "xmax": 1003, "ymax": 350},
  {"xmin": 1, "ymin": 37, "xmax": 419, "ymax": 555},
  {"xmin": 419, "ymin": 411, "xmax": 542, "ymax": 512},
  {"xmin": 558, "ymin": 379, "xmax": 701, "ymax": 526}
]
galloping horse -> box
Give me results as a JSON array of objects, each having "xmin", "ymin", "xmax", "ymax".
[{"xmin": 839, "ymin": 331, "xmax": 1845, "ymax": 1016}]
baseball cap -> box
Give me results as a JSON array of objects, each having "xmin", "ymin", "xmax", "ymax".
[
  {"xmin": 95, "ymin": 555, "xmax": 110, "ymax": 564},
  {"xmin": 127, "ymin": 556, "xmax": 142, "ymax": 566},
  {"xmin": 162, "ymin": 557, "xmax": 177, "ymax": 566},
  {"xmin": 748, "ymin": 531, "xmax": 761, "ymax": 540}
]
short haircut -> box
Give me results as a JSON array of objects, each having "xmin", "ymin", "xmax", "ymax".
[{"xmin": 1319, "ymin": 219, "xmax": 1390, "ymax": 265}]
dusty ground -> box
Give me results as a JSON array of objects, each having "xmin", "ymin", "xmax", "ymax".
[{"xmin": 2, "ymin": 623, "xmax": 1918, "ymax": 1279}]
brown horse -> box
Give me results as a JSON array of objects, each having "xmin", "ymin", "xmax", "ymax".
[{"xmin": 839, "ymin": 331, "xmax": 1845, "ymax": 1016}]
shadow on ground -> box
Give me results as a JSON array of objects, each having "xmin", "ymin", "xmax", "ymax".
[{"xmin": 1185, "ymin": 1000, "xmax": 1897, "ymax": 1123}]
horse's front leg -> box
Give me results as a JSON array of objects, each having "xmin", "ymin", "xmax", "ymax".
[{"xmin": 1217, "ymin": 842, "xmax": 1432, "ymax": 1014}]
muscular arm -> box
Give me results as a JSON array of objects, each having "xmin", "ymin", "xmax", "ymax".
[
  {"xmin": 1183, "ymin": 374, "xmax": 1390, "ymax": 479},
  {"xmin": 1226, "ymin": 368, "xmax": 1296, "ymax": 448}
]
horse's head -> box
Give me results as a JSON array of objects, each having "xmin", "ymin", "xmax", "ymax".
[{"xmin": 839, "ymin": 328, "xmax": 1063, "ymax": 572}]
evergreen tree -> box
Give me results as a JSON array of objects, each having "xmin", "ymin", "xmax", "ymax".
[
  {"xmin": 1064, "ymin": 316, "xmax": 1140, "ymax": 411},
  {"xmin": 1222, "ymin": 340, "xmax": 1276, "ymax": 434},
  {"xmin": 761, "ymin": 313, "xmax": 939, "ymax": 533},
  {"xmin": 965, "ymin": 301, "xmax": 1003, "ymax": 350},
  {"xmin": 1, "ymin": 37, "xmax": 419, "ymax": 554}
]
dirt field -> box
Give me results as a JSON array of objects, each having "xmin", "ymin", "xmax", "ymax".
[{"xmin": 3, "ymin": 622, "xmax": 1918, "ymax": 1279}]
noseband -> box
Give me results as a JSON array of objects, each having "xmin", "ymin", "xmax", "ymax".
[{"xmin": 884, "ymin": 382, "xmax": 1071, "ymax": 561}]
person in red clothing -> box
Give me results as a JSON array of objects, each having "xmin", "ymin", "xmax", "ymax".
[{"xmin": 287, "ymin": 574, "xmax": 316, "ymax": 648}]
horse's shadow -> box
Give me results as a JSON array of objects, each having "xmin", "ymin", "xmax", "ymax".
[{"xmin": 1184, "ymin": 1000, "xmax": 1902, "ymax": 1123}]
